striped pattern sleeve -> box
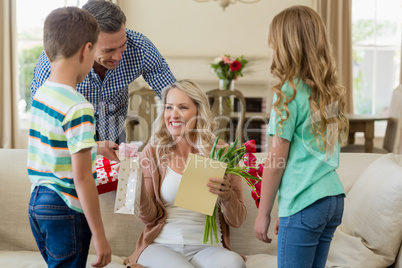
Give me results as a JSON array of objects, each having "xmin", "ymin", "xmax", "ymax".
[{"xmin": 63, "ymin": 103, "xmax": 96, "ymax": 154}]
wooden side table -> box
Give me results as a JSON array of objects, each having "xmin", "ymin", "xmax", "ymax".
[{"xmin": 347, "ymin": 114, "xmax": 390, "ymax": 153}]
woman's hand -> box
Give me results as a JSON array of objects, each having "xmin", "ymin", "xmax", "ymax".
[
  {"xmin": 97, "ymin": 141, "xmax": 119, "ymax": 161},
  {"xmin": 123, "ymin": 256, "xmax": 144, "ymax": 268},
  {"xmin": 208, "ymin": 175, "xmax": 232, "ymax": 201}
]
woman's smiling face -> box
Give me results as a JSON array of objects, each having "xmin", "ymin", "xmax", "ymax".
[{"xmin": 164, "ymin": 87, "xmax": 198, "ymax": 139}]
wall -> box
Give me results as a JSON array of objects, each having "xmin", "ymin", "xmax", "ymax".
[{"xmin": 119, "ymin": 0, "xmax": 315, "ymax": 111}]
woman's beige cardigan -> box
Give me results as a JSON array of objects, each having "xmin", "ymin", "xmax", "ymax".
[{"xmin": 128, "ymin": 142, "xmax": 247, "ymax": 262}]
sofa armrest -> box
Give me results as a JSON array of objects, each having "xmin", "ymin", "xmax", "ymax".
[{"xmin": 391, "ymin": 243, "xmax": 402, "ymax": 268}]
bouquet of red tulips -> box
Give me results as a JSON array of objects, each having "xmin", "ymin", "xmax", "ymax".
[
  {"xmin": 203, "ymin": 137, "xmax": 262, "ymax": 244},
  {"xmin": 242, "ymin": 141, "xmax": 264, "ymax": 208}
]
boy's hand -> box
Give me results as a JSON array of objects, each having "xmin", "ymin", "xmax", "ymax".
[
  {"xmin": 91, "ymin": 234, "xmax": 112, "ymax": 267},
  {"xmin": 254, "ymin": 212, "xmax": 272, "ymax": 243},
  {"xmin": 97, "ymin": 141, "xmax": 119, "ymax": 161}
]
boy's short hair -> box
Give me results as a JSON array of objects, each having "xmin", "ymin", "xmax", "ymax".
[{"xmin": 44, "ymin": 6, "xmax": 100, "ymax": 62}]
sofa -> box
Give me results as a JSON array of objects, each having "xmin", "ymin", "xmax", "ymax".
[{"xmin": 0, "ymin": 149, "xmax": 401, "ymax": 268}]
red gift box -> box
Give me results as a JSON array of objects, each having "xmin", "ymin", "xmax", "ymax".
[{"xmin": 95, "ymin": 157, "xmax": 120, "ymax": 194}]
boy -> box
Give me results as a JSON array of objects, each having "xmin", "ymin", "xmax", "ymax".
[{"xmin": 27, "ymin": 7, "xmax": 115, "ymax": 268}]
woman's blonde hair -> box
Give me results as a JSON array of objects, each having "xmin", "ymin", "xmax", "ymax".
[
  {"xmin": 151, "ymin": 79, "xmax": 217, "ymax": 162},
  {"xmin": 268, "ymin": 5, "xmax": 349, "ymax": 155}
]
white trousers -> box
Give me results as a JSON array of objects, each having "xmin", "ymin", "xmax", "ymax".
[{"xmin": 137, "ymin": 243, "xmax": 246, "ymax": 268}]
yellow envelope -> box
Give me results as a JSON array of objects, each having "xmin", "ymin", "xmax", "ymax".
[{"xmin": 174, "ymin": 153, "xmax": 228, "ymax": 216}]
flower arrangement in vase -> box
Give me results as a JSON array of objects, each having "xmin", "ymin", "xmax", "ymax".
[{"xmin": 210, "ymin": 55, "xmax": 248, "ymax": 90}]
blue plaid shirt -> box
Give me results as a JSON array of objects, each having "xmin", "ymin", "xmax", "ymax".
[{"xmin": 31, "ymin": 29, "xmax": 176, "ymax": 142}]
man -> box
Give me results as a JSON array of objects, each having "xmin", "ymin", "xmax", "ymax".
[{"xmin": 31, "ymin": 0, "xmax": 176, "ymax": 144}]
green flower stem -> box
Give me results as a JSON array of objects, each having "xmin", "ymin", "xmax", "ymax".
[
  {"xmin": 203, "ymin": 206, "xmax": 219, "ymax": 244},
  {"xmin": 203, "ymin": 211, "xmax": 210, "ymax": 243},
  {"xmin": 226, "ymin": 168, "xmax": 260, "ymax": 181},
  {"xmin": 209, "ymin": 137, "xmax": 220, "ymax": 159},
  {"xmin": 226, "ymin": 171, "xmax": 258, "ymax": 189},
  {"xmin": 209, "ymin": 216, "xmax": 213, "ymax": 244},
  {"xmin": 212, "ymin": 206, "xmax": 219, "ymax": 243}
]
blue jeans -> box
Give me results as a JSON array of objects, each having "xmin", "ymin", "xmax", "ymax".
[
  {"xmin": 28, "ymin": 186, "xmax": 92, "ymax": 268},
  {"xmin": 277, "ymin": 194, "xmax": 344, "ymax": 268}
]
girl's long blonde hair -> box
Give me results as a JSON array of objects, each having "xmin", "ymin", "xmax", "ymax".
[
  {"xmin": 268, "ymin": 5, "xmax": 349, "ymax": 155},
  {"xmin": 151, "ymin": 79, "xmax": 217, "ymax": 163}
]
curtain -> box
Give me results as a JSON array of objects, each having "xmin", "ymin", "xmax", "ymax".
[
  {"xmin": 316, "ymin": 0, "xmax": 354, "ymax": 113},
  {"xmin": 0, "ymin": 0, "xmax": 21, "ymax": 149}
]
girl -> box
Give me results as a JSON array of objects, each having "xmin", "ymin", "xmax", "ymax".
[{"xmin": 254, "ymin": 6, "xmax": 349, "ymax": 268}]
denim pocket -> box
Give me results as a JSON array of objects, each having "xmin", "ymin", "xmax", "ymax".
[
  {"xmin": 32, "ymin": 189, "xmax": 77, "ymax": 259},
  {"xmin": 36, "ymin": 213, "xmax": 77, "ymax": 259},
  {"xmin": 301, "ymin": 197, "xmax": 331, "ymax": 230}
]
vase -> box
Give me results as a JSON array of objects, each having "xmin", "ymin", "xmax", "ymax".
[
  {"xmin": 218, "ymin": 79, "xmax": 235, "ymax": 113},
  {"xmin": 219, "ymin": 79, "xmax": 234, "ymax": 91}
]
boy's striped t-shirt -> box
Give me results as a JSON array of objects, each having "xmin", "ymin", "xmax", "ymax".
[{"xmin": 27, "ymin": 80, "xmax": 97, "ymax": 213}]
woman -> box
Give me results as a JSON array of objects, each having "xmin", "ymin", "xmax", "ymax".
[{"xmin": 125, "ymin": 80, "xmax": 247, "ymax": 268}]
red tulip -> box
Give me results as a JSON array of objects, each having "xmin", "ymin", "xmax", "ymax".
[
  {"xmin": 251, "ymin": 180, "xmax": 261, "ymax": 208},
  {"xmin": 243, "ymin": 153, "xmax": 257, "ymax": 167},
  {"xmin": 244, "ymin": 140, "xmax": 257, "ymax": 153},
  {"xmin": 257, "ymin": 163, "xmax": 264, "ymax": 177},
  {"xmin": 230, "ymin": 60, "xmax": 242, "ymax": 71},
  {"xmin": 251, "ymin": 189, "xmax": 258, "ymax": 199},
  {"xmin": 247, "ymin": 167, "xmax": 258, "ymax": 177},
  {"xmin": 255, "ymin": 199, "xmax": 260, "ymax": 208},
  {"xmin": 251, "ymin": 189, "xmax": 260, "ymax": 208},
  {"xmin": 254, "ymin": 180, "xmax": 261, "ymax": 192}
]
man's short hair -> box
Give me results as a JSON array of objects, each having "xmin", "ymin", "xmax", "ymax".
[
  {"xmin": 44, "ymin": 6, "xmax": 100, "ymax": 62},
  {"xmin": 83, "ymin": 0, "xmax": 126, "ymax": 33}
]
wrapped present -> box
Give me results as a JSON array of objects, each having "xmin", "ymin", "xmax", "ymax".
[
  {"xmin": 96, "ymin": 157, "xmax": 120, "ymax": 194},
  {"xmin": 114, "ymin": 156, "xmax": 142, "ymax": 216}
]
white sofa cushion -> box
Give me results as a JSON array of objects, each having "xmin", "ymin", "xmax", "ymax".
[
  {"xmin": 0, "ymin": 251, "xmax": 126, "ymax": 267},
  {"xmin": 327, "ymin": 154, "xmax": 402, "ymax": 268}
]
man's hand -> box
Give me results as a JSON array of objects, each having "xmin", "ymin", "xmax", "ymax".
[{"xmin": 97, "ymin": 141, "xmax": 119, "ymax": 161}]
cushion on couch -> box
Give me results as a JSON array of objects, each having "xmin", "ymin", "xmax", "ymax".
[
  {"xmin": 327, "ymin": 153, "xmax": 402, "ymax": 268},
  {"xmin": 0, "ymin": 251, "xmax": 126, "ymax": 268}
]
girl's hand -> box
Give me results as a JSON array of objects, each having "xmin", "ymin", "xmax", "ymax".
[
  {"xmin": 274, "ymin": 218, "xmax": 280, "ymax": 235},
  {"xmin": 97, "ymin": 141, "xmax": 119, "ymax": 161},
  {"xmin": 254, "ymin": 212, "xmax": 272, "ymax": 243},
  {"xmin": 208, "ymin": 175, "xmax": 232, "ymax": 201}
]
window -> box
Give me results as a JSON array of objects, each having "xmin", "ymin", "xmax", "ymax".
[
  {"xmin": 16, "ymin": 0, "xmax": 84, "ymax": 126},
  {"xmin": 352, "ymin": 0, "xmax": 401, "ymax": 116}
]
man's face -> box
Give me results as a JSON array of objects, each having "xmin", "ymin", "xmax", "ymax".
[{"xmin": 94, "ymin": 25, "xmax": 127, "ymax": 69}]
